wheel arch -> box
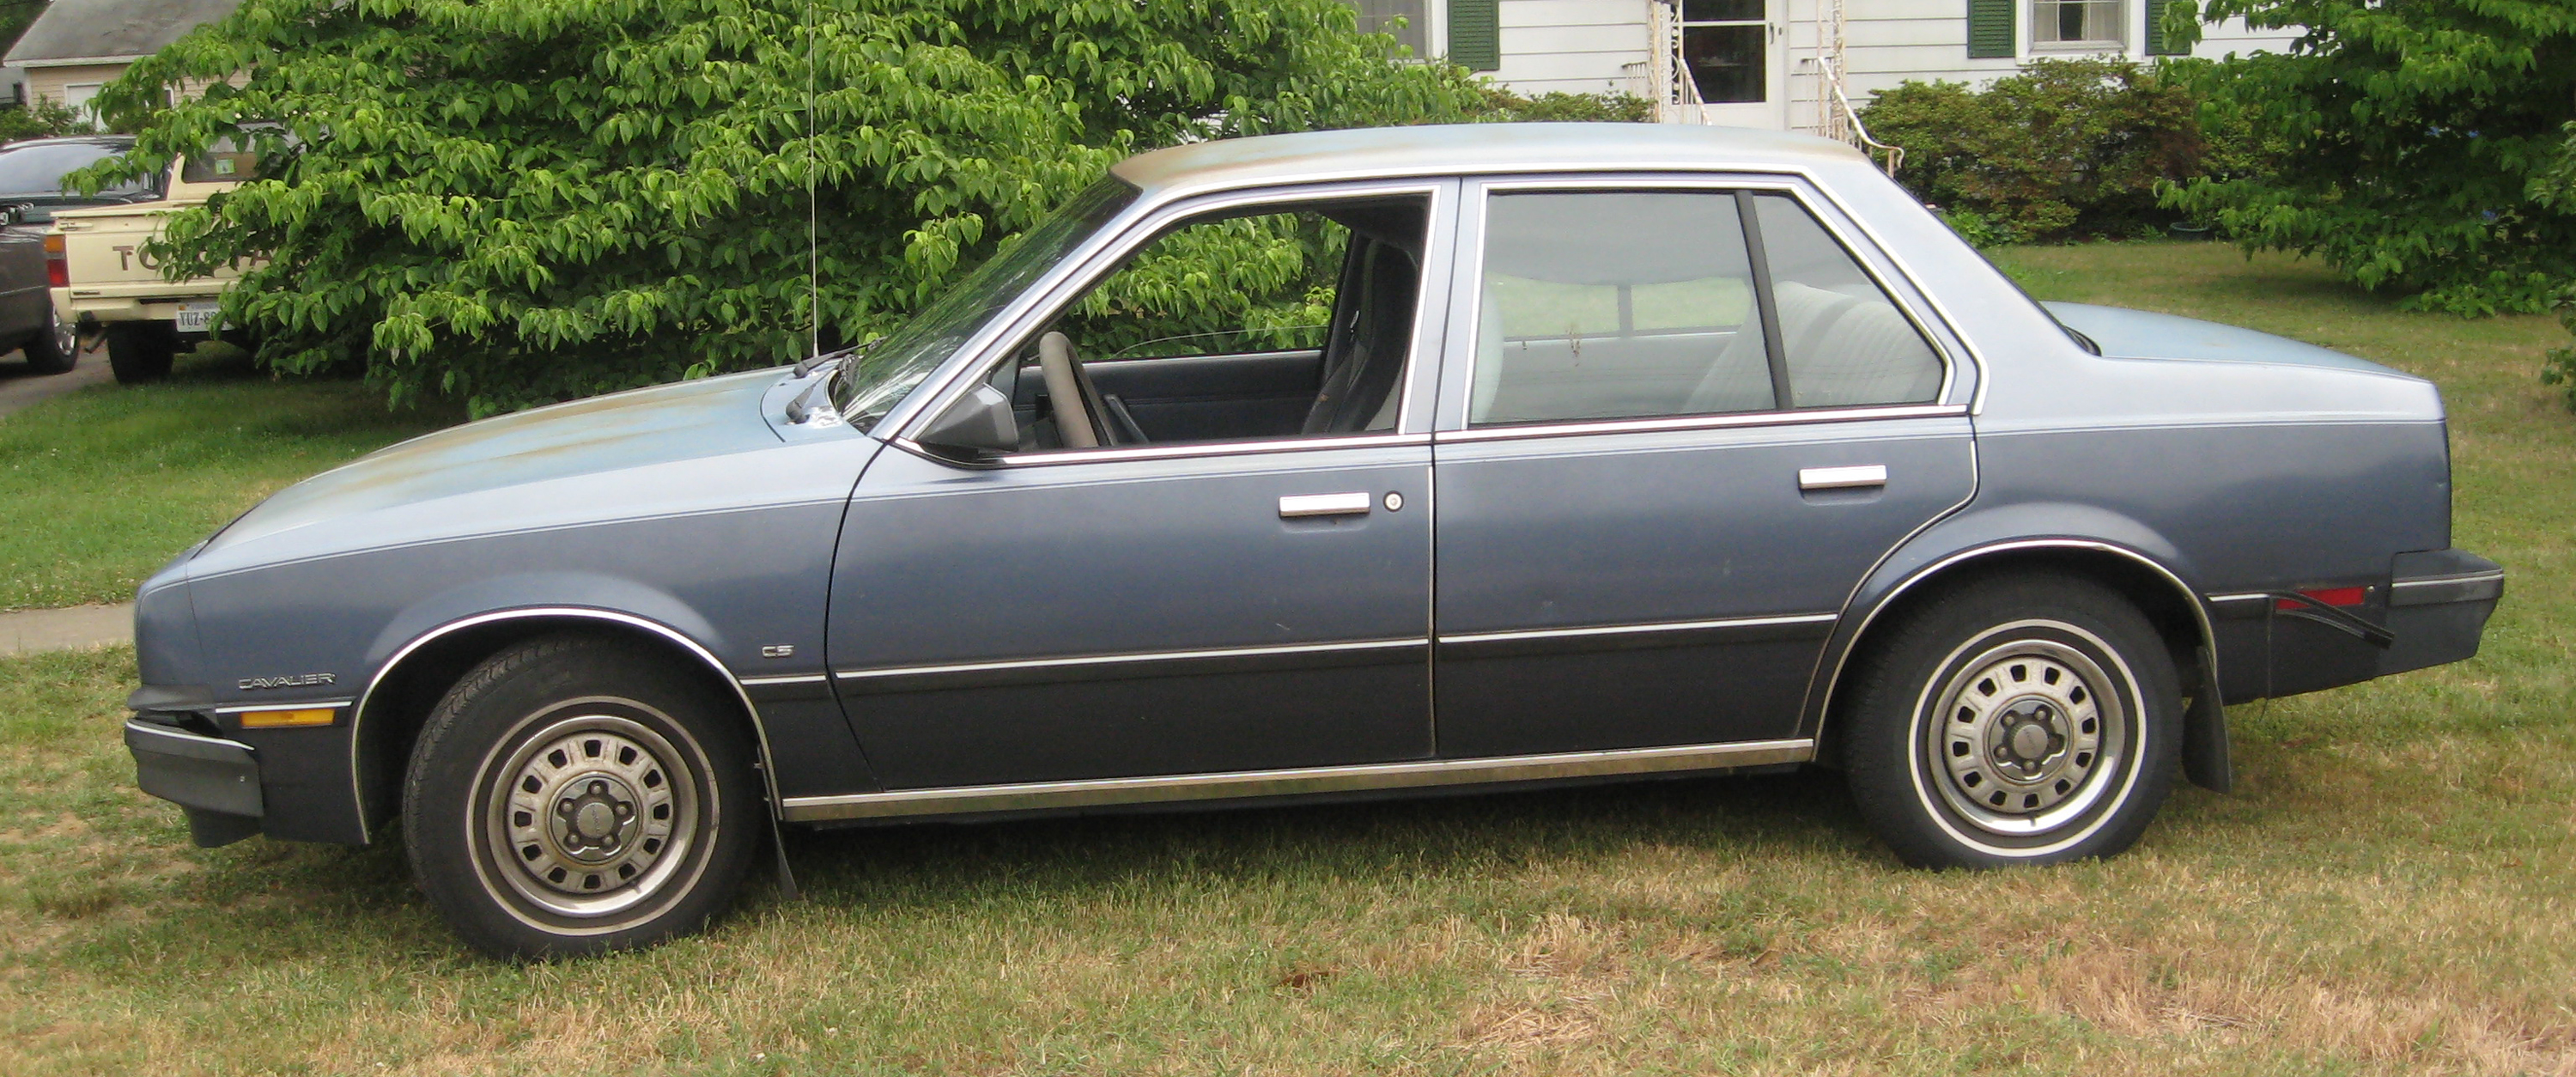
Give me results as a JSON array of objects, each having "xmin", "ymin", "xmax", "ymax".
[
  {"xmin": 349, "ymin": 608, "xmax": 780, "ymax": 840},
  {"xmin": 1807, "ymin": 536, "xmax": 2216, "ymax": 765}
]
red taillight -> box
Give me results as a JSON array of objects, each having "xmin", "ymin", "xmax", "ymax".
[
  {"xmin": 2278, "ymin": 586, "xmax": 2367, "ymax": 611},
  {"xmin": 42, "ymin": 233, "xmax": 66, "ymax": 288}
]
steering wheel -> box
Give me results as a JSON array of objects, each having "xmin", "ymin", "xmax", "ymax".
[{"xmin": 1038, "ymin": 331, "xmax": 1105, "ymax": 448}]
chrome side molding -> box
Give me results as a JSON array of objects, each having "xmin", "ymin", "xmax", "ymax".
[
  {"xmin": 2390, "ymin": 570, "xmax": 2505, "ymax": 607},
  {"xmin": 778, "ymin": 738, "xmax": 1814, "ymax": 823}
]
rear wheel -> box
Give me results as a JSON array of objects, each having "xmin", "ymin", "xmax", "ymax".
[
  {"xmin": 1841, "ymin": 574, "xmax": 2181, "ymax": 868},
  {"xmin": 106, "ymin": 321, "xmax": 177, "ymax": 383},
  {"xmin": 20, "ymin": 306, "xmax": 75, "ymax": 374},
  {"xmin": 404, "ymin": 635, "xmax": 760, "ymax": 958}
]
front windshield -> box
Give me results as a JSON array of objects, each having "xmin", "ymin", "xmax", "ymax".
[{"xmin": 837, "ymin": 176, "xmax": 1140, "ymax": 429}]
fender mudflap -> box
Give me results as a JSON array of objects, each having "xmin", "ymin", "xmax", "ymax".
[{"xmin": 2181, "ymin": 673, "xmax": 2232, "ymax": 794}]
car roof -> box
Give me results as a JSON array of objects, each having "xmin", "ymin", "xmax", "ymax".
[
  {"xmin": 0, "ymin": 135, "xmax": 137, "ymax": 151},
  {"xmin": 1109, "ymin": 123, "xmax": 1868, "ymax": 196}
]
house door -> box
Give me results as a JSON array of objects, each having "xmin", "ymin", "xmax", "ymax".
[{"xmin": 1681, "ymin": 0, "xmax": 1785, "ymax": 130}]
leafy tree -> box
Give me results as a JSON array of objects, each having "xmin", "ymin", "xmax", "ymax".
[
  {"xmin": 2535, "ymin": 122, "xmax": 2576, "ymax": 408},
  {"xmin": 85, "ymin": 0, "xmax": 1486, "ymax": 415},
  {"xmin": 2162, "ymin": 0, "xmax": 2576, "ymax": 314}
]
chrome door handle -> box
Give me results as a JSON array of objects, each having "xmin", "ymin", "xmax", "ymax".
[
  {"xmin": 1279, "ymin": 492, "xmax": 1373, "ymax": 518},
  {"xmin": 1799, "ymin": 465, "xmax": 1887, "ymax": 490}
]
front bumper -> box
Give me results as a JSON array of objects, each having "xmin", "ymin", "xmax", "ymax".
[{"xmin": 125, "ymin": 718, "xmax": 264, "ymax": 847}]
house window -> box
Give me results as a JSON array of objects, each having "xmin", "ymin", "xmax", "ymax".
[
  {"xmin": 2032, "ymin": 0, "xmax": 2123, "ymax": 48},
  {"xmin": 1681, "ymin": 0, "xmax": 1767, "ymax": 105},
  {"xmin": 1354, "ymin": 0, "xmax": 1430, "ymax": 58}
]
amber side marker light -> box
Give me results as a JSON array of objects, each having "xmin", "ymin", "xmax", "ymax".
[{"xmin": 238, "ymin": 708, "xmax": 337, "ymax": 728}]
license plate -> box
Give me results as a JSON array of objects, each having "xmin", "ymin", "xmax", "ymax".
[{"xmin": 174, "ymin": 302, "xmax": 221, "ymax": 333}]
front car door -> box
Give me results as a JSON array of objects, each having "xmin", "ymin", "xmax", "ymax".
[
  {"xmin": 1429, "ymin": 176, "xmax": 1978, "ymax": 758},
  {"xmin": 826, "ymin": 180, "xmax": 1457, "ymax": 792}
]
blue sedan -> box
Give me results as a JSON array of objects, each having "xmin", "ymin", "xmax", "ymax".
[{"xmin": 121, "ymin": 125, "xmax": 2502, "ymax": 957}]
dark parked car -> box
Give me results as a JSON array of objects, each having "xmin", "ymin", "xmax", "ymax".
[
  {"xmin": 0, "ymin": 135, "xmax": 158, "ymax": 374},
  {"xmin": 121, "ymin": 125, "xmax": 2503, "ymax": 957}
]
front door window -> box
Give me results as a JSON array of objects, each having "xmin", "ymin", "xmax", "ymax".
[{"xmin": 1002, "ymin": 195, "xmax": 1430, "ymax": 451}]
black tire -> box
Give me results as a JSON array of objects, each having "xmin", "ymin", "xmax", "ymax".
[
  {"xmin": 20, "ymin": 306, "xmax": 75, "ymax": 374},
  {"xmin": 404, "ymin": 635, "xmax": 761, "ymax": 958},
  {"xmin": 106, "ymin": 321, "xmax": 177, "ymax": 383},
  {"xmin": 1840, "ymin": 573, "xmax": 2182, "ymax": 868}
]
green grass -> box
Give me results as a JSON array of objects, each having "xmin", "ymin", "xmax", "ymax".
[
  {"xmin": 0, "ymin": 348, "xmax": 455, "ymax": 611},
  {"xmin": 2, "ymin": 242, "xmax": 2573, "ymax": 1074}
]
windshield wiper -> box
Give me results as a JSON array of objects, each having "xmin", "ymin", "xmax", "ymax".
[{"xmin": 783, "ymin": 343, "xmax": 867, "ymax": 425}]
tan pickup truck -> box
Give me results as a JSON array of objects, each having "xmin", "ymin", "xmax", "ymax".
[{"xmin": 47, "ymin": 142, "xmax": 263, "ymax": 382}]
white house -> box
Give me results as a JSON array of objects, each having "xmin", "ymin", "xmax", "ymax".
[
  {"xmin": 1358, "ymin": 0, "xmax": 2296, "ymax": 136},
  {"xmin": 3, "ymin": 0, "xmax": 241, "ymax": 115}
]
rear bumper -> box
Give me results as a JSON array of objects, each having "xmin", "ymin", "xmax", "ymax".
[
  {"xmin": 2205, "ymin": 548, "xmax": 2502, "ymax": 701},
  {"xmin": 53, "ymin": 284, "xmax": 227, "ymax": 326},
  {"xmin": 125, "ymin": 718, "xmax": 264, "ymax": 847},
  {"xmin": 2378, "ymin": 549, "xmax": 2504, "ymax": 677}
]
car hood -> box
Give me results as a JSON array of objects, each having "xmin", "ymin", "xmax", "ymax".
[
  {"xmin": 201, "ymin": 369, "xmax": 789, "ymax": 556},
  {"xmin": 2041, "ymin": 302, "xmax": 2414, "ymax": 378}
]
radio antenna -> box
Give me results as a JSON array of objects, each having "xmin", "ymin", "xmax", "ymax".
[{"xmin": 805, "ymin": 0, "xmax": 820, "ymax": 359}]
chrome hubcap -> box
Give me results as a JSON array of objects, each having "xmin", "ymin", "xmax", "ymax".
[
  {"xmin": 1929, "ymin": 637, "xmax": 2125, "ymax": 836},
  {"xmin": 481, "ymin": 711, "xmax": 702, "ymax": 920}
]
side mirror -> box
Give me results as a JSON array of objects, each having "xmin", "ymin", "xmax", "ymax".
[{"xmin": 914, "ymin": 382, "xmax": 1018, "ymax": 459}]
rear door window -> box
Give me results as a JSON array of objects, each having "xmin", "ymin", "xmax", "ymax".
[
  {"xmin": 1467, "ymin": 187, "xmax": 1941, "ymax": 427},
  {"xmin": 1470, "ymin": 191, "xmax": 1766, "ymax": 425}
]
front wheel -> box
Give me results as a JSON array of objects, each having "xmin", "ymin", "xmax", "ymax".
[
  {"xmin": 1840, "ymin": 573, "xmax": 2182, "ymax": 868},
  {"xmin": 404, "ymin": 635, "xmax": 761, "ymax": 958}
]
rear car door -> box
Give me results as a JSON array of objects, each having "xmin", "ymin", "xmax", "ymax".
[{"xmin": 1429, "ymin": 179, "xmax": 1978, "ymax": 758}]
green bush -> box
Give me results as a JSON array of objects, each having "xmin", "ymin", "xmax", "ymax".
[
  {"xmin": 0, "ymin": 100, "xmax": 99, "ymax": 143},
  {"xmin": 1467, "ymin": 87, "xmax": 1651, "ymax": 124},
  {"xmin": 1935, "ymin": 207, "xmax": 2017, "ymax": 250},
  {"xmin": 81, "ymin": 0, "xmax": 1489, "ymax": 416},
  {"xmin": 1859, "ymin": 59, "xmax": 2214, "ymax": 243},
  {"xmin": 2163, "ymin": 0, "xmax": 2576, "ymax": 315}
]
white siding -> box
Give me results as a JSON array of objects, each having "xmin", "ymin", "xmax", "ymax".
[
  {"xmin": 1487, "ymin": 0, "xmax": 1649, "ymax": 97},
  {"xmin": 1478, "ymin": 0, "xmax": 2305, "ymax": 126}
]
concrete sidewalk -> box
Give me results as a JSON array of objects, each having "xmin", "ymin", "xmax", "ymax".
[
  {"xmin": 4, "ymin": 351, "xmax": 138, "ymax": 657},
  {"xmin": 0, "ymin": 603, "xmax": 134, "ymax": 656}
]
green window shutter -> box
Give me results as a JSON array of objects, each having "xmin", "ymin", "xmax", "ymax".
[
  {"xmin": 1449, "ymin": 0, "xmax": 1500, "ymax": 71},
  {"xmin": 2145, "ymin": 0, "xmax": 2190, "ymax": 55},
  {"xmin": 1966, "ymin": 0, "xmax": 2014, "ymax": 59}
]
